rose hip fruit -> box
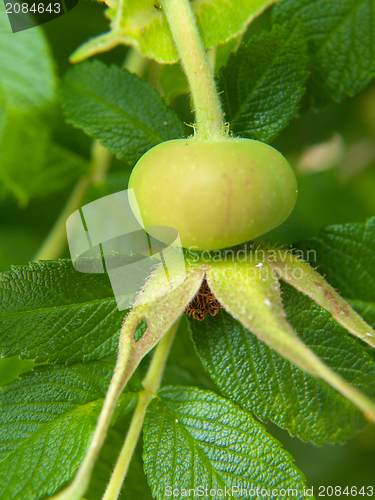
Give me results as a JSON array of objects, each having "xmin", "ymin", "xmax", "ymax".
[{"xmin": 129, "ymin": 138, "xmax": 297, "ymax": 250}]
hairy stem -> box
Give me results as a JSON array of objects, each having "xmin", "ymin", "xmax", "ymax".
[
  {"xmin": 51, "ymin": 319, "xmax": 179, "ymax": 500},
  {"xmin": 102, "ymin": 320, "xmax": 179, "ymax": 500},
  {"xmin": 161, "ymin": 0, "xmax": 225, "ymax": 140},
  {"xmin": 49, "ymin": 331, "xmax": 134, "ymax": 500}
]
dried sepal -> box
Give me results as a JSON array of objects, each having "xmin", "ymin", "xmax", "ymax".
[{"xmin": 185, "ymin": 278, "xmax": 222, "ymax": 320}]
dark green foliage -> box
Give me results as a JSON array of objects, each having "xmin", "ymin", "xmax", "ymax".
[
  {"xmin": 219, "ymin": 22, "xmax": 309, "ymax": 141},
  {"xmin": 189, "ymin": 303, "xmax": 375, "ymax": 445},
  {"xmin": 296, "ymin": 217, "xmax": 375, "ymax": 303},
  {"xmin": 143, "ymin": 387, "xmax": 313, "ymax": 500},
  {"xmin": 1, "ymin": 1, "xmax": 375, "ymax": 497},
  {"xmin": 61, "ymin": 60, "xmax": 186, "ymax": 164},
  {"xmin": 0, "ymin": 13, "xmax": 88, "ymax": 203},
  {"xmin": 296, "ymin": 217, "xmax": 375, "ymax": 332},
  {"xmin": 0, "ymin": 260, "xmax": 125, "ymax": 363},
  {"xmin": 0, "ymin": 362, "xmax": 138, "ymax": 500},
  {"xmin": 273, "ymin": 0, "xmax": 375, "ymax": 107}
]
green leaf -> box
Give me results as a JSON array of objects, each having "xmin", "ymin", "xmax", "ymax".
[
  {"xmin": 49, "ymin": 261, "xmax": 205, "ymax": 500},
  {"xmin": 0, "ymin": 260, "xmax": 127, "ymax": 364},
  {"xmin": 297, "ymin": 217, "xmax": 375, "ymax": 302},
  {"xmin": 61, "ymin": 60, "xmax": 185, "ymax": 164},
  {"xmin": 219, "ymin": 22, "xmax": 309, "ymax": 142},
  {"xmin": 266, "ymin": 246, "xmax": 375, "ymax": 350},
  {"xmin": 158, "ymin": 63, "xmax": 188, "ymax": 105},
  {"xmin": 0, "ymin": 356, "xmax": 33, "ymax": 387},
  {"xmin": 0, "ymin": 111, "xmax": 50, "ymax": 204},
  {"xmin": 205, "ymin": 256, "xmax": 375, "ymax": 421},
  {"xmin": 295, "ymin": 217, "xmax": 375, "ymax": 333},
  {"xmin": 0, "ymin": 4, "xmax": 56, "ymax": 112},
  {"xmin": 215, "ymin": 36, "xmax": 241, "ymax": 73},
  {"xmin": 272, "ymin": 0, "xmax": 375, "ymax": 106},
  {"xmin": 195, "ymin": 0, "xmax": 272, "ymax": 54},
  {"xmin": 71, "ymin": 0, "xmax": 279, "ymax": 64},
  {"xmin": 0, "ymin": 362, "xmax": 138, "ymax": 500},
  {"xmin": 0, "ymin": 109, "xmax": 87, "ymax": 203},
  {"xmin": 189, "ymin": 303, "xmax": 375, "ymax": 444},
  {"xmin": 143, "ymin": 386, "xmax": 314, "ymax": 499}
]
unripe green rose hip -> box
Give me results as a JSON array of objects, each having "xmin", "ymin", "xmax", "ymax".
[{"xmin": 129, "ymin": 138, "xmax": 297, "ymax": 250}]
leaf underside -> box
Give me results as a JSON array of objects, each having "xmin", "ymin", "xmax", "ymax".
[{"xmin": 71, "ymin": 0, "xmax": 280, "ymax": 64}]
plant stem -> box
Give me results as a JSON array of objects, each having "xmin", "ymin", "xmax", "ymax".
[
  {"xmin": 47, "ymin": 49, "xmax": 154, "ymax": 500},
  {"xmin": 112, "ymin": 0, "xmax": 125, "ymax": 32},
  {"xmin": 50, "ymin": 330, "xmax": 135, "ymax": 500},
  {"xmin": 206, "ymin": 46, "xmax": 217, "ymax": 75},
  {"xmin": 53, "ymin": 313, "xmax": 179, "ymax": 500},
  {"xmin": 34, "ymin": 47, "xmax": 148, "ymax": 262},
  {"xmin": 33, "ymin": 141, "xmax": 111, "ymax": 261},
  {"xmin": 160, "ymin": 0, "xmax": 225, "ymax": 140},
  {"xmin": 102, "ymin": 320, "xmax": 179, "ymax": 500},
  {"xmin": 123, "ymin": 47, "xmax": 148, "ymax": 75}
]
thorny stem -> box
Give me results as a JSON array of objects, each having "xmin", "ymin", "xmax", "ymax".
[
  {"xmin": 160, "ymin": 0, "xmax": 226, "ymax": 140},
  {"xmin": 102, "ymin": 320, "xmax": 179, "ymax": 500}
]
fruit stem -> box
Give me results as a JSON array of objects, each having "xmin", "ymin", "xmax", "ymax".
[
  {"xmin": 161, "ymin": 0, "xmax": 226, "ymax": 140},
  {"xmin": 102, "ymin": 320, "xmax": 179, "ymax": 500}
]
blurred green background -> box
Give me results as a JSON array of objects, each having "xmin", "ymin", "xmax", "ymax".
[{"xmin": 0, "ymin": 2, "xmax": 374, "ymax": 496}]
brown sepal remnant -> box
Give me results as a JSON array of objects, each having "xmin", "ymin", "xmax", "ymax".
[{"xmin": 185, "ymin": 278, "xmax": 222, "ymax": 321}]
